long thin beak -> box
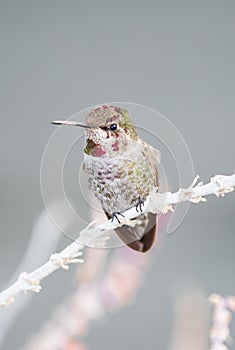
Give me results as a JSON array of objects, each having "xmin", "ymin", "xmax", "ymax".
[{"xmin": 51, "ymin": 120, "xmax": 94, "ymax": 129}]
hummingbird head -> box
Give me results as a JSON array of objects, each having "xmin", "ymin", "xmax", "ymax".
[
  {"xmin": 83, "ymin": 105, "xmax": 138, "ymax": 157},
  {"xmin": 51, "ymin": 105, "xmax": 138, "ymax": 158}
]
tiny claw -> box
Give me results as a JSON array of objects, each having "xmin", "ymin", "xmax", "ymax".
[
  {"xmin": 136, "ymin": 196, "xmax": 145, "ymax": 212},
  {"xmin": 111, "ymin": 212, "xmax": 125, "ymax": 224}
]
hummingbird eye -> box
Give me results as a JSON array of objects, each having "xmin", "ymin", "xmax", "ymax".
[{"xmin": 110, "ymin": 123, "xmax": 118, "ymax": 131}]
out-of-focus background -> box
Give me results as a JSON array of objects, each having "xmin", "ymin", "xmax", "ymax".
[{"xmin": 0, "ymin": 1, "xmax": 234, "ymax": 349}]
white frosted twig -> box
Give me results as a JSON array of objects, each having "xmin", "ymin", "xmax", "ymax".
[
  {"xmin": 209, "ymin": 294, "xmax": 235, "ymax": 350},
  {"xmin": 0, "ymin": 173, "xmax": 234, "ymax": 309},
  {"xmin": 0, "ymin": 246, "xmax": 84, "ymax": 308},
  {"xmin": 0, "ymin": 200, "xmax": 74, "ymax": 346}
]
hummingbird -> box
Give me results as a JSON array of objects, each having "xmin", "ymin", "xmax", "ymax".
[{"xmin": 52, "ymin": 105, "xmax": 160, "ymax": 252}]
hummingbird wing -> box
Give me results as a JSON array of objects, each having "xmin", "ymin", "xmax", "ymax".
[
  {"xmin": 135, "ymin": 142, "xmax": 160, "ymax": 251},
  {"xmin": 140, "ymin": 140, "xmax": 160, "ymax": 188}
]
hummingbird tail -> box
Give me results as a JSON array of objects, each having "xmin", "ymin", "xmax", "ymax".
[
  {"xmin": 138, "ymin": 213, "xmax": 157, "ymax": 252},
  {"xmin": 105, "ymin": 211, "xmax": 157, "ymax": 253}
]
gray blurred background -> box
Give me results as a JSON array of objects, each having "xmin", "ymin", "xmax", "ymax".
[{"xmin": 0, "ymin": 1, "xmax": 234, "ymax": 349}]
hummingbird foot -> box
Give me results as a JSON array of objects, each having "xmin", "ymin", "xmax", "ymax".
[
  {"xmin": 111, "ymin": 212, "xmax": 125, "ymax": 224},
  {"xmin": 135, "ymin": 196, "xmax": 145, "ymax": 213}
]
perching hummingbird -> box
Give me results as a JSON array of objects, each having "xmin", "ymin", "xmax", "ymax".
[{"xmin": 52, "ymin": 105, "xmax": 160, "ymax": 252}]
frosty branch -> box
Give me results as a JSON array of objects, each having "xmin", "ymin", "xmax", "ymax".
[{"xmin": 0, "ymin": 173, "xmax": 234, "ymax": 309}]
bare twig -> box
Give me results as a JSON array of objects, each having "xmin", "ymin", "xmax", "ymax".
[{"xmin": 209, "ymin": 294, "xmax": 235, "ymax": 350}]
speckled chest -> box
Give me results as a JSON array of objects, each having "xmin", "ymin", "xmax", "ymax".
[{"xmin": 84, "ymin": 148, "xmax": 157, "ymax": 214}]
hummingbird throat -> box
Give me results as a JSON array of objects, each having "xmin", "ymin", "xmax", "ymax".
[{"xmin": 84, "ymin": 129, "xmax": 123, "ymax": 157}]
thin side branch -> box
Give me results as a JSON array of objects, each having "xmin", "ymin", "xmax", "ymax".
[
  {"xmin": 209, "ymin": 293, "xmax": 235, "ymax": 350},
  {"xmin": 0, "ymin": 173, "xmax": 234, "ymax": 308}
]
